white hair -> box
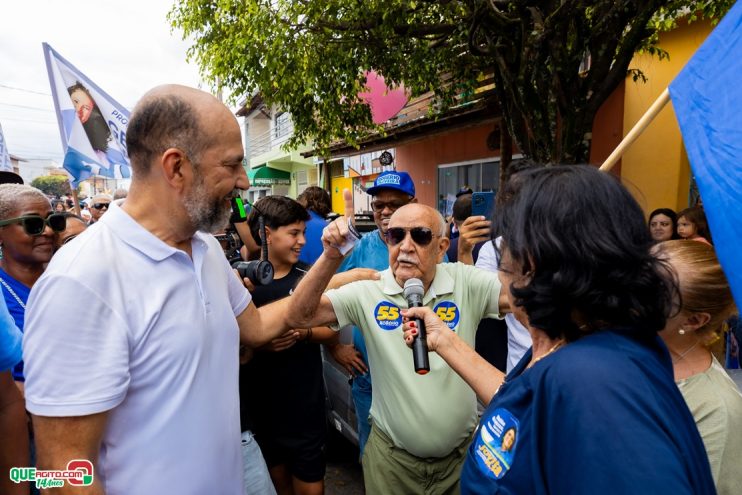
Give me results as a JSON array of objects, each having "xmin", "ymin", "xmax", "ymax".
[
  {"xmin": 434, "ymin": 210, "xmax": 447, "ymax": 236},
  {"xmin": 0, "ymin": 184, "xmax": 50, "ymax": 220}
]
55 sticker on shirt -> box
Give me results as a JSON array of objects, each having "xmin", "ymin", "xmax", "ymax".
[
  {"xmin": 433, "ymin": 301, "xmax": 460, "ymax": 330},
  {"xmin": 374, "ymin": 301, "xmax": 402, "ymax": 330}
]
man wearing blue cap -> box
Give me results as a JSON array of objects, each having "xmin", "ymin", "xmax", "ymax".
[{"xmin": 327, "ymin": 170, "xmax": 417, "ymax": 458}]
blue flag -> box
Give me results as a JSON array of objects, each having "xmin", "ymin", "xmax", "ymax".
[
  {"xmin": 669, "ymin": 3, "xmax": 742, "ymax": 307},
  {"xmin": 0, "ymin": 122, "xmax": 12, "ymax": 172},
  {"xmin": 43, "ymin": 43, "xmax": 131, "ymax": 188}
]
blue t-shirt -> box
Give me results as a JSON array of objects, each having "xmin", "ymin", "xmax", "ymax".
[
  {"xmin": 338, "ymin": 230, "xmax": 390, "ymax": 390},
  {"xmin": 461, "ymin": 328, "xmax": 716, "ymax": 495},
  {"xmin": 298, "ymin": 210, "xmax": 328, "ymax": 266},
  {"xmin": 0, "ymin": 296, "xmax": 22, "ymax": 372},
  {"xmin": 0, "ymin": 268, "xmax": 30, "ymax": 381}
]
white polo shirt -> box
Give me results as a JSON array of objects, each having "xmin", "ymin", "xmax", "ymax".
[{"xmin": 23, "ymin": 202, "xmax": 250, "ymax": 495}]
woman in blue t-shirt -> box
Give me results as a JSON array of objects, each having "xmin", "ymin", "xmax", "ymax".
[
  {"xmin": 402, "ymin": 166, "xmax": 716, "ymax": 494},
  {"xmin": 0, "ymin": 184, "xmax": 65, "ymax": 386}
]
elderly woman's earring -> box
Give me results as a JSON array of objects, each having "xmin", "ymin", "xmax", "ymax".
[{"xmin": 678, "ymin": 328, "xmax": 686, "ymax": 335}]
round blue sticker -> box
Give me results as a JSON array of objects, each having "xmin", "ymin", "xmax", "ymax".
[
  {"xmin": 373, "ymin": 301, "xmax": 402, "ymax": 330},
  {"xmin": 432, "ymin": 301, "xmax": 460, "ymax": 330},
  {"xmin": 473, "ymin": 408, "xmax": 520, "ymax": 480}
]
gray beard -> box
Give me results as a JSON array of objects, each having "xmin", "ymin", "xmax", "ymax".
[{"xmin": 182, "ymin": 176, "xmax": 231, "ymax": 234}]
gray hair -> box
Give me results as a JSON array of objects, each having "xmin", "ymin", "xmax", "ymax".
[
  {"xmin": 0, "ymin": 184, "xmax": 50, "ymax": 220},
  {"xmin": 113, "ymin": 188, "xmax": 128, "ymax": 200},
  {"xmin": 434, "ymin": 209, "xmax": 447, "ymax": 236},
  {"xmin": 126, "ymin": 94, "xmax": 208, "ymax": 176}
]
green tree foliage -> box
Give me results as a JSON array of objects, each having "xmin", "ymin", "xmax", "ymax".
[
  {"xmin": 170, "ymin": 0, "xmax": 733, "ymax": 165},
  {"xmin": 30, "ymin": 175, "xmax": 71, "ymax": 198}
]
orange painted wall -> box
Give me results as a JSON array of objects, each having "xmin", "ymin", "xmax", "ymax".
[
  {"xmin": 590, "ymin": 81, "xmax": 625, "ymax": 176},
  {"xmin": 394, "ymin": 122, "xmax": 500, "ymax": 208}
]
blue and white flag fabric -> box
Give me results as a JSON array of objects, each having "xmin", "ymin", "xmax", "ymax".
[
  {"xmin": 43, "ymin": 43, "xmax": 131, "ymax": 188},
  {"xmin": 669, "ymin": 2, "xmax": 742, "ymax": 307},
  {"xmin": 0, "ymin": 122, "xmax": 12, "ymax": 172}
]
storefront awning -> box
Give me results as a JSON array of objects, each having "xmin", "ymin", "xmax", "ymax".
[{"xmin": 248, "ymin": 166, "xmax": 291, "ymax": 186}]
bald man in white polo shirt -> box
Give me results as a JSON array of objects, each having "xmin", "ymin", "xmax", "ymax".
[{"xmin": 22, "ymin": 85, "xmax": 357, "ymax": 495}]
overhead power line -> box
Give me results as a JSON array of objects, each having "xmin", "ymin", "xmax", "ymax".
[
  {"xmin": 0, "ymin": 101, "xmax": 54, "ymax": 112},
  {"xmin": 0, "ymin": 116, "xmax": 57, "ymax": 124},
  {"xmin": 0, "ymin": 84, "xmax": 51, "ymax": 96}
]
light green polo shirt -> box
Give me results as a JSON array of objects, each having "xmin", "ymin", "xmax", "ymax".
[{"xmin": 325, "ymin": 262, "xmax": 502, "ymax": 458}]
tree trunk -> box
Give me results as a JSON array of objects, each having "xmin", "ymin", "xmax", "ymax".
[{"xmin": 497, "ymin": 121, "xmax": 513, "ymax": 205}]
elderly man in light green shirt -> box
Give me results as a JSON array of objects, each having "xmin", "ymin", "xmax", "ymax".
[{"xmin": 289, "ymin": 203, "xmax": 507, "ymax": 494}]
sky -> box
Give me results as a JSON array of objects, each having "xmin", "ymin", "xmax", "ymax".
[{"xmin": 0, "ymin": 0, "xmax": 208, "ymax": 163}]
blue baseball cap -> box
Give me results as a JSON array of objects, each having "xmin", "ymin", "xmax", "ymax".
[{"xmin": 366, "ymin": 171, "xmax": 415, "ymax": 197}]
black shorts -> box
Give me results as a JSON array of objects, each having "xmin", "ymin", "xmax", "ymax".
[{"xmin": 256, "ymin": 427, "xmax": 327, "ymax": 483}]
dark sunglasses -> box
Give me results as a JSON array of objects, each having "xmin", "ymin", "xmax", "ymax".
[
  {"xmin": 0, "ymin": 213, "xmax": 67, "ymax": 236},
  {"xmin": 371, "ymin": 199, "xmax": 409, "ymax": 213},
  {"xmin": 384, "ymin": 227, "xmax": 437, "ymax": 246},
  {"xmin": 92, "ymin": 203, "xmax": 110, "ymax": 210}
]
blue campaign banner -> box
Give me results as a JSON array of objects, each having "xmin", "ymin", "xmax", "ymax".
[
  {"xmin": 668, "ymin": 2, "xmax": 742, "ymax": 307},
  {"xmin": 0, "ymin": 122, "xmax": 13, "ymax": 172},
  {"xmin": 43, "ymin": 43, "xmax": 131, "ymax": 187},
  {"xmin": 0, "ymin": 122, "xmax": 12, "ymax": 172}
]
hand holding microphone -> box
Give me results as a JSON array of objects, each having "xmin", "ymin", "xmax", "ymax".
[{"xmin": 403, "ymin": 278, "xmax": 430, "ymax": 375}]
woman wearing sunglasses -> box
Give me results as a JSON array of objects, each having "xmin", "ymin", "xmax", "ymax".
[{"xmin": 0, "ymin": 184, "xmax": 66, "ymax": 388}]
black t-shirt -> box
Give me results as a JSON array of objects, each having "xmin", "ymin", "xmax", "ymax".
[{"xmin": 239, "ymin": 263, "xmax": 326, "ymax": 436}]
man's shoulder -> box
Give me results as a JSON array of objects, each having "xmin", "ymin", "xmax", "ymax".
[
  {"xmin": 50, "ymin": 226, "xmax": 117, "ymax": 270},
  {"xmin": 359, "ymin": 229, "xmax": 383, "ymax": 245},
  {"xmin": 340, "ymin": 229, "xmax": 387, "ymax": 271},
  {"xmin": 42, "ymin": 222, "xmax": 139, "ymax": 294},
  {"xmin": 440, "ymin": 260, "xmax": 495, "ymax": 279}
]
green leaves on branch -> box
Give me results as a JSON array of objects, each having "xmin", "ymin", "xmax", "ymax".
[
  {"xmin": 30, "ymin": 176, "xmax": 71, "ymax": 198},
  {"xmin": 169, "ymin": 0, "xmax": 733, "ymax": 164},
  {"xmin": 169, "ymin": 0, "xmax": 473, "ymax": 157}
]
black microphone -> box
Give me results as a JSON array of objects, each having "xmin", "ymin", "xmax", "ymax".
[{"xmin": 403, "ymin": 278, "xmax": 430, "ymax": 375}]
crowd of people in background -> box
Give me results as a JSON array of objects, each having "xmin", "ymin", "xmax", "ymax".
[{"xmin": 0, "ymin": 85, "xmax": 740, "ymax": 495}]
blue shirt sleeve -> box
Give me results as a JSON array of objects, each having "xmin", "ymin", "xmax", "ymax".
[{"xmin": 0, "ymin": 297, "xmax": 22, "ymax": 371}]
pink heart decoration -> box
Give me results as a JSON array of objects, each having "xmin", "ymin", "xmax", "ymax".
[{"xmin": 358, "ymin": 70, "xmax": 409, "ymax": 124}]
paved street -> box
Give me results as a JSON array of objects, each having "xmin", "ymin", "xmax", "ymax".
[{"xmin": 325, "ymin": 429, "xmax": 364, "ymax": 495}]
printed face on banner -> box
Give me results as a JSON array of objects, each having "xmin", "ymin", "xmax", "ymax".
[
  {"xmin": 69, "ymin": 88, "xmax": 94, "ymax": 123},
  {"xmin": 44, "ymin": 44, "xmax": 132, "ymax": 186}
]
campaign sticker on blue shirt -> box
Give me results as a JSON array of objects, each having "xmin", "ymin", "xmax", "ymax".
[
  {"xmin": 373, "ymin": 301, "xmax": 402, "ymax": 330},
  {"xmin": 433, "ymin": 301, "xmax": 460, "ymax": 330},
  {"xmin": 473, "ymin": 408, "xmax": 520, "ymax": 480}
]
